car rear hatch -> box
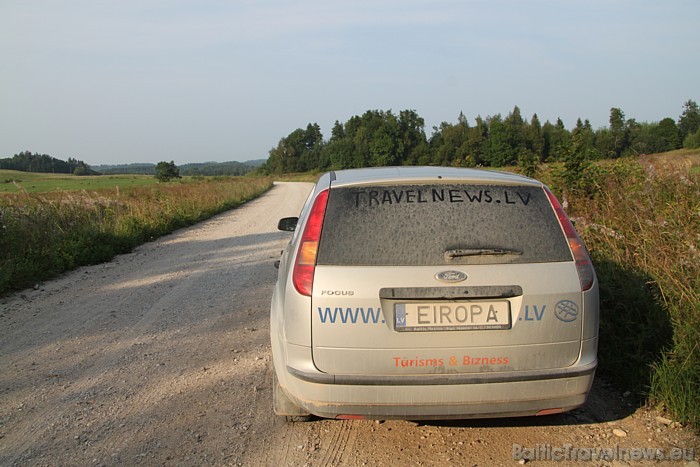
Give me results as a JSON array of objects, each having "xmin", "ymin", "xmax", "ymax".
[{"xmin": 310, "ymin": 174, "xmax": 589, "ymax": 377}]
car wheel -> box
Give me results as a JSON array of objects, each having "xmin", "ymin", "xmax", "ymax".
[{"xmin": 284, "ymin": 415, "xmax": 313, "ymax": 423}]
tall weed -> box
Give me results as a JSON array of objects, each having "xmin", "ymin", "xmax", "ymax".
[
  {"xmin": 546, "ymin": 158, "xmax": 699, "ymax": 426},
  {"xmin": 0, "ymin": 177, "xmax": 272, "ymax": 294}
]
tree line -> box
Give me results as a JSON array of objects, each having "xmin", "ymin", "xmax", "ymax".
[
  {"xmin": 259, "ymin": 100, "xmax": 700, "ymax": 174},
  {"xmin": 94, "ymin": 160, "xmax": 263, "ymax": 177},
  {"xmin": 1, "ymin": 155, "xmax": 266, "ymax": 177},
  {"xmin": 0, "ymin": 151, "xmax": 95, "ymax": 175}
]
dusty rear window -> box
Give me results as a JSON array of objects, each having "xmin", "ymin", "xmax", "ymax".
[{"xmin": 316, "ymin": 184, "xmax": 572, "ymax": 266}]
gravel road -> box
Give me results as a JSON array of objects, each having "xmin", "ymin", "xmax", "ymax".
[{"xmin": 1, "ymin": 181, "xmax": 697, "ymax": 466}]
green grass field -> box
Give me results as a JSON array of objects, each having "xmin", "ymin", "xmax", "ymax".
[
  {"xmin": 0, "ymin": 175, "xmax": 273, "ymax": 297},
  {"xmin": 0, "ymin": 170, "xmax": 169, "ymax": 194}
]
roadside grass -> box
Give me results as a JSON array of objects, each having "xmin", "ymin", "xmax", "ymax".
[
  {"xmin": 639, "ymin": 148, "xmax": 700, "ymax": 173},
  {"xmin": 273, "ymin": 171, "xmax": 323, "ymax": 183},
  {"xmin": 543, "ymin": 155, "xmax": 699, "ymax": 427},
  {"xmin": 0, "ymin": 176, "xmax": 273, "ymax": 295}
]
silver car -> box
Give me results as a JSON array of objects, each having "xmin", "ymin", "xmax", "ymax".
[{"xmin": 271, "ymin": 167, "xmax": 598, "ymax": 420}]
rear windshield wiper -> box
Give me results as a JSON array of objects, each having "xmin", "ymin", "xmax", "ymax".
[{"xmin": 445, "ymin": 248, "xmax": 523, "ymax": 260}]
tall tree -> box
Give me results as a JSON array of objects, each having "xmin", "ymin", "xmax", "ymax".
[
  {"xmin": 429, "ymin": 115, "xmax": 468, "ymax": 166},
  {"xmin": 465, "ymin": 116, "xmax": 488, "ymax": 166},
  {"xmin": 301, "ymin": 123, "xmax": 325, "ymax": 170},
  {"xmin": 572, "ymin": 118, "xmax": 597, "ymax": 157},
  {"xmin": 154, "ymin": 161, "xmax": 181, "ymax": 182},
  {"xmin": 264, "ymin": 128, "xmax": 308, "ymax": 173},
  {"xmin": 627, "ymin": 121, "xmax": 675, "ymax": 154},
  {"xmin": 503, "ymin": 106, "xmax": 527, "ymax": 160},
  {"xmin": 398, "ymin": 109, "xmax": 427, "ymax": 165},
  {"xmin": 654, "ymin": 118, "xmax": 681, "ymax": 151},
  {"xmin": 563, "ymin": 121, "xmax": 598, "ymax": 195},
  {"xmin": 678, "ymin": 99, "xmax": 700, "ymax": 142},
  {"xmin": 542, "ymin": 118, "xmax": 571, "ymax": 162},
  {"xmin": 623, "ymin": 118, "xmax": 641, "ymax": 156},
  {"xmin": 482, "ymin": 114, "xmax": 516, "ymax": 166},
  {"xmin": 609, "ymin": 107, "xmax": 627, "ymax": 158},
  {"xmin": 330, "ymin": 120, "xmax": 345, "ymax": 140},
  {"xmin": 326, "ymin": 120, "xmax": 353, "ymax": 169},
  {"xmin": 525, "ymin": 113, "xmax": 544, "ymax": 161}
]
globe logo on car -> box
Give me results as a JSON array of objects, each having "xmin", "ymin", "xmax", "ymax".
[
  {"xmin": 435, "ymin": 270, "xmax": 468, "ymax": 283},
  {"xmin": 554, "ymin": 300, "xmax": 579, "ymax": 322}
]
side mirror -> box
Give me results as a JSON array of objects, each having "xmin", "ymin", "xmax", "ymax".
[{"xmin": 277, "ymin": 217, "xmax": 298, "ymax": 232}]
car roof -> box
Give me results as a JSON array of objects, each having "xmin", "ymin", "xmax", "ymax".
[{"xmin": 327, "ymin": 166, "xmax": 542, "ymax": 187}]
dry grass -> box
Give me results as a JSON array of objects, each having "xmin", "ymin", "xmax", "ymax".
[
  {"xmin": 548, "ymin": 157, "xmax": 699, "ymax": 426},
  {"xmin": 0, "ymin": 177, "xmax": 273, "ymax": 294},
  {"xmin": 639, "ymin": 149, "xmax": 700, "ymax": 175}
]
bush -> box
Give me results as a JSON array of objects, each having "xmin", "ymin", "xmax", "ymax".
[
  {"xmin": 154, "ymin": 161, "xmax": 181, "ymax": 182},
  {"xmin": 684, "ymin": 127, "xmax": 700, "ymax": 149},
  {"xmin": 517, "ymin": 149, "xmax": 538, "ymax": 178}
]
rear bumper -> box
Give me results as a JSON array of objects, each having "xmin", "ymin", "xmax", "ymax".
[
  {"xmin": 287, "ymin": 359, "xmax": 596, "ymax": 386},
  {"xmin": 275, "ymin": 338, "xmax": 597, "ymax": 420},
  {"xmin": 298, "ymin": 391, "xmax": 591, "ymax": 420}
]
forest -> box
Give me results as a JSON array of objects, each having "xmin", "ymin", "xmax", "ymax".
[
  {"xmin": 0, "ymin": 155, "xmax": 265, "ymax": 177},
  {"xmin": 260, "ymin": 100, "xmax": 700, "ymax": 174},
  {"xmin": 0, "ymin": 151, "xmax": 95, "ymax": 175}
]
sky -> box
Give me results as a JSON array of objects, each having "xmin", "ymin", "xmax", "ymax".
[{"xmin": 1, "ymin": 0, "xmax": 698, "ymax": 166}]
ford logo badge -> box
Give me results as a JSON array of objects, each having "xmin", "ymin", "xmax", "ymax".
[{"xmin": 435, "ymin": 270, "xmax": 468, "ymax": 283}]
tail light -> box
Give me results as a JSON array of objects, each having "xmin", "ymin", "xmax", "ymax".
[
  {"xmin": 544, "ymin": 187, "xmax": 596, "ymax": 291},
  {"xmin": 292, "ymin": 189, "xmax": 329, "ymax": 296}
]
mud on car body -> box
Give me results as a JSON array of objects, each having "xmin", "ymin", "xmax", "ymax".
[{"xmin": 270, "ymin": 166, "xmax": 598, "ymax": 421}]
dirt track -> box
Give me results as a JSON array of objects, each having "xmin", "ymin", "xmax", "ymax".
[{"xmin": 0, "ymin": 182, "xmax": 697, "ymax": 466}]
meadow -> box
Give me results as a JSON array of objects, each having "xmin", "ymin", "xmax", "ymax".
[
  {"xmin": 0, "ymin": 173, "xmax": 272, "ymax": 295},
  {"xmin": 0, "ymin": 171, "xmax": 161, "ymax": 193}
]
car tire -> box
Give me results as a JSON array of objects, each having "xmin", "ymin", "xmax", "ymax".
[{"xmin": 284, "ymin": 415, "xmax": 313, "ymax": 423}]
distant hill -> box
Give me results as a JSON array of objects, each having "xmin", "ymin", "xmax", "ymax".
[
  {"xmin": 241, "ymin": 159, "xmax": 267, "ymax": 167},
  {"xmin": 92, "ymin": 163, "xmax": 156, "ymax": 175},
  {"xmin": 180, "ymin": 160, "xmax": 265, "ymax": 176},
  {"xmin": 93, "ymin": 159, "xmax": 266, "ymax": 176}
]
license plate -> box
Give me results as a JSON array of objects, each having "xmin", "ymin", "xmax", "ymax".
[{"xmin": 395, "ymin": 301, "xmax": 511, "ymax": 331}]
